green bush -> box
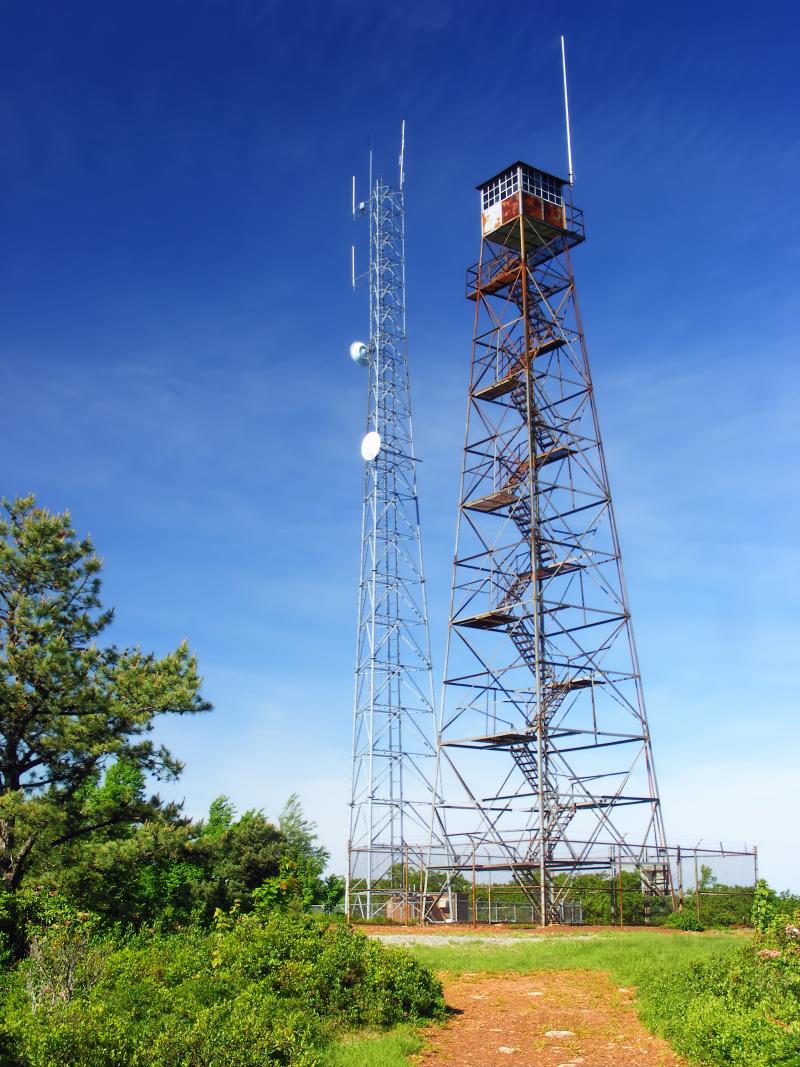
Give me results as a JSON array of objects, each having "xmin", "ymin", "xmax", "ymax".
[
  {"xmin": 0, "ymin": 913, "xmax": 445, "ymax": 1066},
  {"xmin": 750, "ymin": 879, "xmax": 800, "ymax": 935},
  {"xmin": 637, "ymin": 908, "xmax": 800, "ymax": 1066},
  {"xmin": 662, "ymin": 909, "xmax": 705, "ymax": 932},
  {"xmin": 641, "ymin": 967, "xmax": 796, "ymax": 1066},
  {"xmin": 691, "ymin": 888, "xmax": 754, "ymax": 928},
  {"xmin": 146, "ymin": 989, "xmax": 325, "ymax": 1067}
]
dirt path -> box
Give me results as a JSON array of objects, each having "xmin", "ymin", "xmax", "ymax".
[{"xmin": 415, "ymin": 971, "xmax": 685, "ymax": 1067}]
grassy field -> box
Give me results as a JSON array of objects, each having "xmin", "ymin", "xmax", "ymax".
[
  {"xmin": 326, "ymin": 928, "xmax": 747, "ymax": 1066},
  {"xmin": 400, "ymin": 927, "xmax": 744, "ymax": 982}
]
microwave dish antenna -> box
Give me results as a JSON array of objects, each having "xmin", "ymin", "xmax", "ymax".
[
  {"xmin": 350, "ymin": 341, "xmax": 369, "ymax": 367},
  {"xmin": 360, "ymin": 430, "xmax": 381, "ymax": 461}
]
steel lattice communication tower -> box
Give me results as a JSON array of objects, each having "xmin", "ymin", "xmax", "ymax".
[
  {"xmin": 346, "ymin": 139, "xmax": 441, "ymax": 920},
  {"xmin": 428, "ymin": 161, "xmax": 671, "ymax": 922}
]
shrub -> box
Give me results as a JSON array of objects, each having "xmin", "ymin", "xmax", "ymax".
[
  {"xmin": 350, "ymin": 913, "xmax": 398, "ymax": 926},
  {"xmin": 216, "ymin": 914, "xmax": 445, "ymax": 1027},
  {"xmin": 752, "ymin": 879, "xmax": 780, "ymax": 933},
  {"xmin": 637, "ymin": 914, "xmax": 800, "ymax": 1065},
  {"xmin": 662, "ymin": 910, "xmax": 705, "ymax": 932},
  {"xmin": 0, "ymin": 912, "xmax": 445, "ymax": 1066},
  {"xmin": 146, "ymin": 989, "xmax": 326, "ymax": 1067}
]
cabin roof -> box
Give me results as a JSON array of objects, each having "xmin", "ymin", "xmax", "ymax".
[{"xmin": 476, "ymin": 160, "xmax": 568, "ymax": 191}]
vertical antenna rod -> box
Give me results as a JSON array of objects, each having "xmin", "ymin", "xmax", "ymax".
[
  {"xmin": 561, "ymin": 35, "xmax": 575, "ymax": 185},
  {"xmin": 399, "ymin": 119, "xmax": 406, "ymax": 189}
]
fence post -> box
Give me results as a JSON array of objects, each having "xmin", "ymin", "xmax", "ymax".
[
  {"xmin": 403, "ymin": 846, "xmax": 409, "ymax": 925},
  {"xmin": 420, "ymin": 852, "xmax": 426, "ymax": 926},
  {"xmin": 677, "ymin": 845, "xmax": 684, "ymax": 912},
  {"xmin": 618, "ymin": 854, "xmax": 624, "ymax": 928},
  {"xmin": 471, "ymin": 845, "xmax": 477, "ymax": 927}
]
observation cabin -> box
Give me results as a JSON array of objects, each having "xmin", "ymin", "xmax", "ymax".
[{"xmin": 478, "ymin": 161, "xmax": 584, "ymax": 252}]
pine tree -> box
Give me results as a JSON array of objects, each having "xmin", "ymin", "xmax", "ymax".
[{"xmin": 0, "ymin": 495, "xmax": 210, "ymax": 899}]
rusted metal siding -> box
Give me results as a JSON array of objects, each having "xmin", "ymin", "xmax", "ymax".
[
  {"xmin": 481, "ymin": 202, "xmax": 502, "ymax": 236},
  {"xmin": 522, "ymin": 193, "xmax": 544, "ymax": 220},
  {"xmin": 501, "ymin": 193, "xmax": 519, "ymax": 224},
  {"xmin": 544, "ymin": 201, "xmax": 565, "ymax": 229},
  {"xmin": 481, "ymin": 190, "xmax": 572, "ymax": 243}
]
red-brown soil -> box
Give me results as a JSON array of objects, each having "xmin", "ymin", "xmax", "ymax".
[{"xmin": 415, "ymin": 971, "xmax": 685, "ymax": 1067}]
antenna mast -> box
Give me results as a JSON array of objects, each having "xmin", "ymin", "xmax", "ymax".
[
  {"xmin": 346, "ymin": 138, "xmax": 442, "ymax": 921},
  {"xmin": 561, "ymin": 35, "xmax": 574, "ymax": 185},
  {"xmin": 399, "ymin": 119, "xmax": 406, "ymax": 188}
]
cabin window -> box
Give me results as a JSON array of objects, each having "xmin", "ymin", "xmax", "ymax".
[
  {"xmin": 481, "ymin": 168, "xmax": 519, "ymax": 210},
  {"xmin": 482, "ymin": 166, "xmax": 564, "ymax": 210},
  {"xmin": 520, "ymin": 167, "xmax": 563, "ymax": 206}
]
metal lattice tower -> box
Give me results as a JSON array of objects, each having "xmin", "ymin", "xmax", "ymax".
[
  {"xmin": 346, "ymin": 145, "xmax": 441, "ymax": 920},
  {"xmin": 428, "ymin": 161, "xmax": 671, "ymax": 923}
]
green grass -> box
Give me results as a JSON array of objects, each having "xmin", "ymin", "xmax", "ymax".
[
  {"xmin": 322, "ymin": 1025, "xmax": 425, "ymax": 1067},
  {"xmin": 400, "ymin": 928, "xmax": 745, "ymax": 983}
]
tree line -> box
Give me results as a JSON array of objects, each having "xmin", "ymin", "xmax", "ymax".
[{"xmin": 0, "ymin": 495, "xmax": 342, "ymax": 960}]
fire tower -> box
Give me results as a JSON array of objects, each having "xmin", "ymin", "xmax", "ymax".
[
  {"xmin": 346, "ymin": 142, "xmax": 441, "ymax": 919},
  {"xmin": 428, "ymin": 161, "xmax": 671, "ymax": 922}
]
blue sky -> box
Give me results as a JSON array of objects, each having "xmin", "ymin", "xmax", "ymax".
[{"xmin": 1, "ymin": 1, "xmax": 798, "ymax": 888}]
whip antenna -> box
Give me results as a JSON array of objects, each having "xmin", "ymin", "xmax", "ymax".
[
  {"xmin": 560, "ymin": 35, "xmax": 574, "ymax": 185},
  {"xmin": 399, "ymin": 119, "xmax": 406, "ymax": 189}
]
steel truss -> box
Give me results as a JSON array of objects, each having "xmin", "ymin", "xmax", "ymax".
[
  {"xmin": 429, "ymin": 162, "xmax": 671, "ymax": 923},
  {"xmin": 347, "ymin": 167, "xmax": 442, "ymax": 919}
]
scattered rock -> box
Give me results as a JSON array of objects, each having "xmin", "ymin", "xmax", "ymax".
[
  {"xmin": 498, "ymin": 1046, "xmax": 518, "ymax": 1054},
  {"xmin": 546, "ymin": 1029, "xmax": 575, "ymax": 1038},
  {"xmin": 470, "ymin": 994, "xmax": 487, "ymax": 1000},
  {"xmin": 617, "ymin": 987, "xmax": 632, "ymax": 993},
  {"xmin": 525, "ymin": 990, "xmax": 544, "ymax": 997}
]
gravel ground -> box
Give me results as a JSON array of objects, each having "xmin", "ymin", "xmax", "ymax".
[{"xmin": 370, "ymin": 932, "xmax": 602, "ymax": 946}]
